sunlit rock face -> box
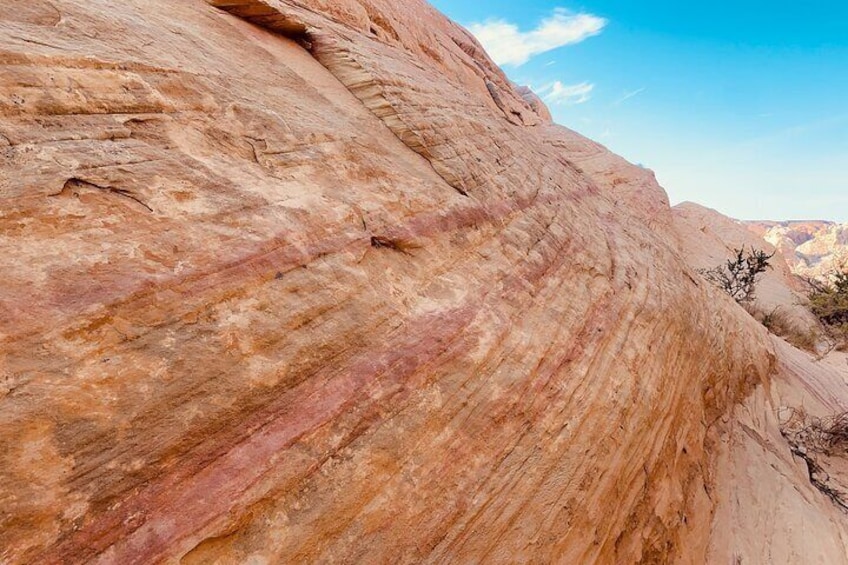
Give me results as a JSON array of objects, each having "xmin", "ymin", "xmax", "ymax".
[
  {"xmin": 7, "ymin": 1, "xmax": 845, "ymax": 563},
  {"xmin": 673, "ymin": 202, "xmax": 818, "ymax": 328},
  {"xmin": 674, "ymin": 203, "xmax": 848, "ymax": 564}
]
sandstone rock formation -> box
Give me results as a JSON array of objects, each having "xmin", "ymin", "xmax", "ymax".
[
  {"xmin": 747, "ymin": 220, "xmax": 848, "ymax": 282},
  {"xmin": 707, "ymin": 339, "xmax": 848, "ymax": 564},
  {"xmin": 0, "ymin": 1, "xmax": 845, "ymax": 563},
  {"xmin": 673, "ymin": 202, "xmax": 819, "ymax": 333},
  {"xmin": 672, "ymin": 202, "xmax": 848, "ymax": 562}
]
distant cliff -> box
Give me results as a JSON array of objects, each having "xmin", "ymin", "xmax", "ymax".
[{"xmin": 747, "ymin": 220, "xmax": 848, "ymax": 281}]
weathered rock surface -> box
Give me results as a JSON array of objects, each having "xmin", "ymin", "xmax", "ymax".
[
  {"xmin": 0, "ymin": 1, "xmax": 843, "ymax": 563},
  {"xmin": 671, "ymin": 203, "xmax": 848, "ymax": 562},
  {"xmin": 673, "ymin": 202, "xmax": 818, "ymax": 331},
  {"xmin": 747, "ymin": 220, "xmax": 848, "ymax": 281},
  {"xmin": 707, "ymin": 339, "xmax": 848, "ymax": 565}
]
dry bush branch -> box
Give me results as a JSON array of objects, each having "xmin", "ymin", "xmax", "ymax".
[
  {"xmin": 698, "ymin": 247, "xmax": 773, "ymax": 303},
  {"xmin": 780, "ymin": 407, "xmax": 848, "ymax": 511},
  {"xmin": 745, "ymin": 304, "xmax": 819, "ymax": 352}
]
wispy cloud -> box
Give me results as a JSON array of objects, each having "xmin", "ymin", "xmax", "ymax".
[
  {"xmin": 468, "ymin": 8, "xmax": 607, "ymax": 67},
  {"xmin": 615, "ymin": 87, "xmax": 646, "ymax": 106},
  {"xmin": 538, "ymin": 81, "xmax": 594, "ymax": 105}
]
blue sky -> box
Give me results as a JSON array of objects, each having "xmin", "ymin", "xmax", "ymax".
[{"xmin": 429, "ymin": 1, "xmax": 848, "ymax": 221}]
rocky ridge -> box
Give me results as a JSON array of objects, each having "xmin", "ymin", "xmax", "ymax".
[{"xmin": 0, "ymin": 1, "xmax": 845, "ymax": 563}]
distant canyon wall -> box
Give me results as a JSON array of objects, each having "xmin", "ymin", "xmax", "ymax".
[{"xmin": 747, "ymin": 220, "xmax": 848, "ymax": 281}]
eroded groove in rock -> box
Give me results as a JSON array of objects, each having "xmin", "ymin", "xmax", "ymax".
[
  {"xmin": 206, "ymin": 0, "xmax": 544, "ymax": 197},
  {"xmin": 52, "ymin": 177, "xmax": 153, "ymax": 212},
  {"xmin": 207, "ymin": 0, "xmax": 311, "ymax": 43}
]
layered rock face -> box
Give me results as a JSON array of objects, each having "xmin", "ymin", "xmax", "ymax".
[
  {"xmin": 747, "ymin": 220, "xmax": 848, "ymax": 281},
  {"xmin": 672, "ymin": 203, "xmax": 848, "ymax": 563},
  {"xmin": 673, "ymin": 202, "xmax": 817, "ymax": 327},
  {"xmin": 707, "ymin": 338, "xmax": 848, "ymax": 564},
  {"xmin": 0, "ymin": 1, "xmax": 829, "ymax": 563}
]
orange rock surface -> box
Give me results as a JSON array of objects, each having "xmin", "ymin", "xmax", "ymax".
[{"xmin": 1, "ymin": 1, "xmax": 844, "ymax": 563}]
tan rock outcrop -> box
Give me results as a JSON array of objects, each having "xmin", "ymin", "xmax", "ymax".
[
  {"xmin": 673, "ymin": 202, "xmax": 818, "ymax": 331},
  {"xmin": 707, "ymin": 340, "xmax": 848, "ymax": 564},
  {"xmin": 1, "ymin": 1, "xmax": 841, "ymax": 563},
  {"xmin": 672, "ymin": 204, "xmax": 848, "ymax": 563}
]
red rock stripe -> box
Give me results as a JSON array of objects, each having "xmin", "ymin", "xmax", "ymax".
[{"xmin": 36, "ymin": 304, "xmax": 478, "ymax": 564}]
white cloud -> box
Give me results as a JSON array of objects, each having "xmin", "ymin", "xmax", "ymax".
[
  {"xmin": 539, "ymin": 81, "xmax": 594, "ymax": 105},
  {"xmin": 615, "ymin": 87, "xmax": 645, "ymax": 105},
  {"xmin": 468, "ymin": 8, "xmax": 607, "ymax": 67}
]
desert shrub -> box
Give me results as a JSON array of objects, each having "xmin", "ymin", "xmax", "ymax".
[
  {"xmin": 780, "ymin": 407, "xmax": 848, "ymax": 510},
  {"xmin": 746, "ymin": 304, "xmax": 819, "ymax": 352},
  {"xmin": 698, "ymin": 247, "xmax": 774, "ymax": 303},
  {"xmin": 806, "ymin": 270, "xmax": 848, "ymax": 348},
  {"xmin": 788, "ymin": 329, "xmax": 821, "ymax": 353},
  {"xmin": 783, "ymin": 408, "xmax": 848, "ymax": 455}
]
